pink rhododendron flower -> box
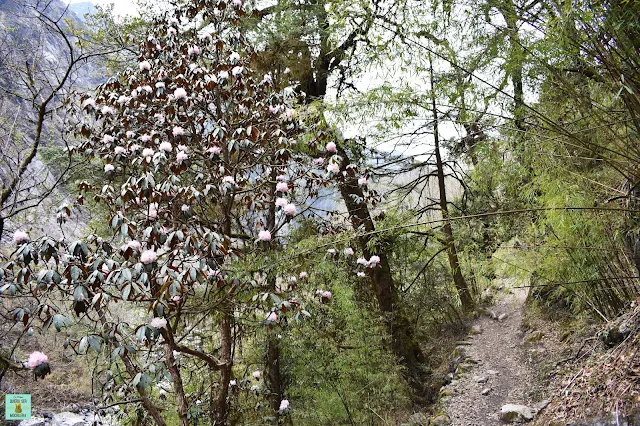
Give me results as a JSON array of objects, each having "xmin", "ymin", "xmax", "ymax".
[
  {"xmin": 174, "ymin": 88, "xmax": 187, "ymax": 100},
  {"xmin": 207, "ymin": 146, "xmax": 222, "ymax": 155},
  {"xmin": 140, "ymin": 250, "xmax": 157, "ymax": 264},
  {"xmin": 219, "ymin": 70, "xmax": 229, "ymax": 80},
  {"xmin": 139, "ymin": 60, "xmax": 151, "ymax": 71},
  {"xmin": 327, "ymin": 248, "xmax": 336, "ymax": 254},
  {"xmin": 279, "ymin": 400, "xmax": 290, "ymax": 411},
  {"xmin": 357, "ymin": 257, "xmax": 368, "ymax": 266},
  {"xmin": 127, "ymin": 240, "xmax": 141, "ymax": 250},
  {"xmin": 232, "ymin": 66, "xmax": 243, "ymax": 77},
  {"xmin": 13, "ymin": 230, "xmax": 29, "ymax": 244},
  {"xmin": 155, "ymin": 82, "xmax": 165, "ymax": 89},
  {"xmin": 229, "ymin": 52, "xmax": 240, "ymax": 63},
  {"xmin": 343, "ymin": 247, "xmax": 354, "ymax": 257},
  {"xmin": 358, "ymin": 177, "xmax": 369, "ymax": 186},
  {"xmin": 150, "ymin": 317, "xmax": 167, "ymax": 328},
  {"xmin": 129, "ymin": 144, "xmax": 141, "ymax": 152},
  {"xmin": 181, "ymin": 204, "xmax": 189, "ymax": 212},
  {"xmin": 27, "ymin": 351, "xmax": 48, "ymax": 369},
  {"xmin": 101, "ymin": 106, "xmax": 114, "ymax": 115},
  {"xmin": 117, "ymin": 95, "xmax": 129, "ymax": 104},
  {"xmin": 148, "ymin": 203, "xmax": 158, "ymax": 220},
  {"xmin": 177, "ymin": 144, "xmax": 188, "ymax": 152},
  {"xmin": 126, "ymin": 131, "xmax": 135, "ymax": 138},
  {"xmin": 313, "ymin": 157, "xmax": 324, "ymax": 165},
  {"xmin": 322, "ymin": 291, "xmax": 332, "ymax": 300},
  {"xmin": 266, "ymin": 312, "xmax": 277, "ymax": 322},
  {"xmin": 275, "ymin": 197, "xmax": 288, "ymax": 207},
  {"xmin": 104, "ymin": 164, "xmax": 115, "ymax": 173},
  {"xmin": 176, "ymin": 151, "xmax": 188, "ymax": 163},
  {"xmin": 283, "ymin": 203, "xmax": 296, "ymax": 216},
  {"xmin": 188, "ymin": 45, "xmax": 200, "ymax": 55},
  {"xmin": 115, "ymin": 146, "xmax": 126, "ymax": 155},
  {"xmin": 262, "ymin": 73, "xmax": 273, "ymax": 84},
  {"xmin": 276, "ymin": 174, "xmax": 286, "ymax": 181},
  {"xmin": 154, "ymin": 113, "xmax": 165, "ymax": 124},
  {"xmin": 142, "ymin": 85, "xmax": 153, "ymax": 93},
  {"xmin": 327, "ymin": 163, "xmax": 339, "ymax": 173},
  {"xmin": 299, "ymin": 271, "xmax": 308, "ymax": 279},
  {"xmin": 82, "ymin": 98, "xmax": 96, "ymax": 108},
  {"xmin": 326, "ymin": 142, "xmax": 337, "ymax": 153},
  {"xmin": 172, "ymin": 126, "xmax": 185, "ymax": 137},
  {"xmin": 276, "ymin": 182, "xmax": 289, "ymax": 192},
  {"xmin": 159, "ymin": 142, "xmax": 172, "ymax": 152},
  {"xmin": 368, "ymin": 255, "xmax": 381, "ymax": 266},
  {"xmin": 229, "ymin": 379, "xmax": 237, "ymax": 386},
  {"xmin": 252, "ymin": 370, "xmax": 261, "ymax": 380},
  {"xmin": 140, "ymin": 134, "xmax": 152, "ymax": 143},
  {"xmin": 173, "ymin": 295, "xmax": 181, "ymax": 302},
  {"xmin": 258, "ymin": 230, "xmax": 271, "ymax": 241},
  {"xmin": 103, "ymin": 134, "xmax": 114, "ymax": 144},
  {"xmin": 142, "ymin": 148, "xmax": 154, "ymax": 158},
  {"xmin": 233, "ymin": 0, "xmax": 242, "ymax": 7}
]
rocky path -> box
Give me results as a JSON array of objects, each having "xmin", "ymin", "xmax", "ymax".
[{"xmin": 441, "ymin": 285, "xmax": 542, "ymax": 425}]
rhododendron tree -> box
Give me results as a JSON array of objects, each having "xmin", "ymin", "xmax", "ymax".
[{"xmin": 0, "ymin": 1, "xmax": 331, "ymax": 424}]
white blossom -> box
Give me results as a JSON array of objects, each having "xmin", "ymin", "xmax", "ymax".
[
  {"xmin": 141, "ymin": 250, "xmax": 157, "ymax": 264},
  {"xmin": 12, "ymin": 231, "xmax": 29, "ymax": 244},
  {"xmin": 174, "ymin": 88, "xmax": 187, "ymax": 100}
]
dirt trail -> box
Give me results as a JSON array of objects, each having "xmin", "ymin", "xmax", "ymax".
[{"xmin": 441, "ymin": 284, "xmax": 536, "ymax": 425}]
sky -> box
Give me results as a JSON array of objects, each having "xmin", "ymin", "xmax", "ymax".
[{"xmin": 66, "ymin": 0, "xmax": 139, "ymax": 18}]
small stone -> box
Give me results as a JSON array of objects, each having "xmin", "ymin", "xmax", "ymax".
[
  {"xmin": 481, "ymin": 387, "xmax": 491, "ymax": 395},
  {"xmin": 406, "ymin": 412, "xmax": 429, "ymax": 425},
  {"xmin": 487, "ymin": 369, "xmax": 499, "ymax": 375},
  {"xmin": 430, "ymin": 414, "xmax": 450, "ymax": 425},
  {"xmin": 535, "ymin": 399, "xmax": 551, "ymax": 412},
  {"xmin": 470, "ymin": 325, "xmax": 483, "ymax": 335},
  {"xmin": 473, "ymin": 375, "xmax": 488, "ymax": 383},
  {"xmin": 525, "ymin": 330, "xmax": 544, "ymax": 343},
  {"xmin": 498, "ymin": 313, "xmax": 509, "ymax": 321},
  {"xmin": 500, "ymin": 404, "xmax": 535, "ymax": 422}
]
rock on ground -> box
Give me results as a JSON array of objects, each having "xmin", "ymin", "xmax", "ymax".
[
  {"xmin": 501, "ymin": 404, "xmax": 535, "ymax": 422},
  {"xmin": 441, "ymin": 285, "xmax": 542, "ymax": 425}
]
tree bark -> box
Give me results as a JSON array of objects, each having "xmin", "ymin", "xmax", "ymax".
[
  {"xmin": 123, "ymin": 355, "xmax": 167, "ymax": 426},
  {"xmin": 430, "ymin": 60, "xmax": 475, "ymax": 311},
  {"xmin": 162, "ymin": 343, "xmax": 189, "ymax": 426},
  {"xmin": 265, "ymin": 168, "xmax": 283, "ymax": 412},
  {"xmin": 336, "ymin": 145, "xmax": 426, "ymax": 388}
]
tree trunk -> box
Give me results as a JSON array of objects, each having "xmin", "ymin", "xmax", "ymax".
[
  {"xmin": 163, "ymin": 343, "xmax": 189, "ymax": 426},
  {"xmin": 214, "ymin": 313, "xmax": 232, "ymax": 425},
  {"xmin": 336, "ymin": 146, "xmax": 426, "ymax": 388},
  {"xmin": 265, "ymin": 168, "xmax": 283, "ymax": 412},
  {"xmin": 430, "ymin": 59, "xmax": 475, "ymax": 311}
]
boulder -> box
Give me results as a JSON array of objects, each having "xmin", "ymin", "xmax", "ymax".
[
  {"xmin": 500, "ymin": 404, "xmax": 535, "ymax": 422},
  {"xmin": 53, "ymin": 412, "xmax": 86, "ymax": 426}
]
